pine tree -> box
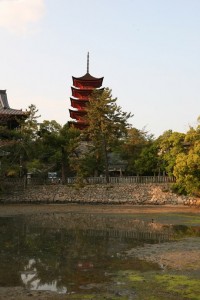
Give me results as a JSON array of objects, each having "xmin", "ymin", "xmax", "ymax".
[{"xmin": 84, "ymin": 88, "xmax": 133, "ymax": 183}]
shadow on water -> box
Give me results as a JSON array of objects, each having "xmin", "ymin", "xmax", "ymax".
[{"xmin": 0, "ymin": 213, "xmax": 163, "ymax": 294}]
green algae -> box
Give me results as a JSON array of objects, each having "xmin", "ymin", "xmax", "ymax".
[
  {"xmin": 155, "ymin": 274, "xmax": 200, "ymax": 300},
  {"xmin": 110, "ymin": 270, "xmax": 200, "ymax": 300},
  {"xmin": 128, "ymin": 273, "xmax": 144, "ymax": 282}
]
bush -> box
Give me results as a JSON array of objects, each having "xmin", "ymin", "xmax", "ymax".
[{"xmin": 171, "ymin": 183, "xmax": 187, "ymax": 195}]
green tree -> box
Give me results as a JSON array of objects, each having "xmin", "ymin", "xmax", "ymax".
[
  {"xmin": 15, "ymin": 104, "xmax": 41, "ymax": 176},
  {"xmin": 121, "ymin": 127, "xmax": 155, "ymax": 175},
  {"xmin": 21, "ymin": 104, "xmax": 41, "ymax": 141},
  {"xmin": 173, "ymin": 119, "xmax": 200, "ymax": 196},
  {"xmin": 83, "ymin": 88, "xmax": 132, "ymax": 182},
  {"xmin": 156, "ymin": 130, "xmax": 186, "ymax": 176},
  {"xmin": 38, "ymin": 122, "xmax": 80, "ymax": 182},
  {"xmin": 0, "ymin": 105, "xmax": 40, "ymax": 177},
  {"xmin": 134, "ymin": 143, "xmax": 159, "ymax": 175},
  {"xmin": 25, "ymin": 120, "xmax": 63, "ymax": 176}
]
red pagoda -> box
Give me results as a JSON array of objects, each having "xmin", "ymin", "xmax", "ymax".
[{"xmin": 69, "ymin": 53, "xmax": 104, "ymax": 129}]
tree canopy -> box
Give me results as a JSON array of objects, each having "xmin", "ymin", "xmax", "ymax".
[
  {"xmin": 83, "ymin": 88, "xmax": 133, "ymax": 182},
  {"xmin": 173, "ymin": 120, "xmax": 200, "ymax": 196},
  {"xmin": 0, "ymin": 98, "xmax": 199, "ymax": 197}
]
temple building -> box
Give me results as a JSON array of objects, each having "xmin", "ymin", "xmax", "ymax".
[
  {"xmin": 0, "ymin": 90, "xmax": 27, "ymax": 129},
  {"xmin": 69, "ymin": 53, "xmax": 104, "ymax": 129},
  {"xmin": 0, "ymin": 90, "xmax": 27, "ymax": 146}
]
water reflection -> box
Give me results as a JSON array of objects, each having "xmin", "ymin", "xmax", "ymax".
[
  {"xmin": 20, "ymin": 258, "xmax": 67, "ymax": 293},
  {"xmin": 0, "ymin": 213, "xmax": 162, "ymax": 294}
]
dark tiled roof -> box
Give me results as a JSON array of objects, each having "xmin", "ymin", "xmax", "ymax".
[
  {"xmin": 0, "ymin": 108, "xmax": 27, "ymax": 116},
  {"xmin": 0, "ymin": 90, "xmax": 27, "ymax": 118},
  {"xmin": 73, "ymin": 72, "xmax": 104, "ymax": 81}
]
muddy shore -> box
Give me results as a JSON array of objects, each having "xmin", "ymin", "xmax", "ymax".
[
  {"xmin": 126, "ymin": 237, "xmax": 200, "ymax": 271},
  {"xmin": 0, "ymin": 203, "xmax": 199, "ymax": 216}
]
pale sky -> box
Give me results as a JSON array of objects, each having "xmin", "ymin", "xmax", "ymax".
[{"xmin": 0, "ymin": 0, "xmax": 200, "ymax": 137}]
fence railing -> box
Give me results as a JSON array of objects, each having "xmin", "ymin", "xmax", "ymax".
[
  {"xmin": 0, "ymin": 175, "xmax": 176, "ymax": 189},
  {"xmin": 66, "ymin": 176, "xmax": 176, "ymax": 185}
]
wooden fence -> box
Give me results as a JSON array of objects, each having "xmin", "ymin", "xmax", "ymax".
[
  {"xmin": 0, "ymin": 175, "xmax": 175, "ymax": 189},
  {"xmin": 66, "ymin": 176, "xmax": 176, "ymax": 185}
]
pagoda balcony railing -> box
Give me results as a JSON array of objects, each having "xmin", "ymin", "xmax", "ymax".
[
  {"xmin": 77, "ymin": 86, "xmax": 95, "ymax": 90},
  {"xmin": 75, "ymin": 109, "xmax": 87, "ymax": 112}
]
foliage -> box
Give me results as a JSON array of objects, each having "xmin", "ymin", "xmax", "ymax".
[
  {"xmin": 0, "ymin": 104, "xmax": 42, "ymax": 177},
  {"xmin": 0, "ymin": 106, "xmax": 80, "ymax": 180},
  {"xmin": 156, "ymin": 130, "xmax": 186, "ymax": 176},
  {"xmin": 0, "ymin": 98, "xmax": 199, "ymax": 196},
  {"xmin": 121, "ymin": 127, "xmax": 156, "ymax": 175},
  {"xmin": 21, "ymin": 104, "xmax": 41, "ymax": 141},
  {"xmin": 37, "ymin": 122, "xmax": 80, "ymax": 181},
  {"xmin": 0, "ymin": 126, "xmax": 22, "ymax": 141},
  {"xmin": 173, "ymin": 120, "xmax": 200, "ymax": 196},
  {"xmin": 134, "ymin": 143, "xmax": 160, "ymax": 175},
  {"xmin": 81, "ymin": 88, "xmax": 132, "ymax": 182},
  {"xmin": 70, "ymin": 145, "xmax": 104, "ymax": 182}
]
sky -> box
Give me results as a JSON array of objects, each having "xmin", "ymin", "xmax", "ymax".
[{"xmin": 0, "ymin": 0, "xmax": 200, "ymax": 137}]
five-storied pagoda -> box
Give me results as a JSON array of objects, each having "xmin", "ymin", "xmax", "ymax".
[{"xmin": 69, "ymin": 53, "xmax": 104, "ymax": 129}]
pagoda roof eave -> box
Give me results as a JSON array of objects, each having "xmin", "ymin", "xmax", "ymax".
[
  {"xmin": 71, "ymin": 87, "xmax": 104, "ymax": 93},
  {"xmin": 69, "ymin": 109, "xmax": 87, "ymax": 116},
  {"xmin": 72, "ymin": 73, "xmax": 104, "ymax": 82},
  {"xmin": 70, "ymin": 97, "xmax": 89, "ymax": 103}
]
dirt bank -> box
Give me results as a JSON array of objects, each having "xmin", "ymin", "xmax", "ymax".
[
  {"xmin": 0, "ymin": 203, "xmax": 199, "ymax": 216},
  {"xmin": 126, "ymin": 237, "xmax": 200, "ymax": 271}
]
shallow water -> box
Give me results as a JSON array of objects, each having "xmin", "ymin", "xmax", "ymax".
[
  {"xmin": 0, "ymin": 214, "xmax": 160, "ymax": 294},
  {"xmin": 0, "ymin": 211, "xmax": 199, "ymax": 299}
]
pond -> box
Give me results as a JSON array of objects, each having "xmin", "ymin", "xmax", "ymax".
[{"xmin": 0, "ymin": 211, "xmax": 200, "ymax": 300}]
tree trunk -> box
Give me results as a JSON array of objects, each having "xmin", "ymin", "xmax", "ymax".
[
  {"xmin": 102, "ymin": 134, "xmax": 109, "ymax": 183},
  {"xmin": 61, "ymin": 146, "xmax": 66, "ymax": 184}
]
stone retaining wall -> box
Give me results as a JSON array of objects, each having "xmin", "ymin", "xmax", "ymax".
[{"xmin": 0, "ymin": 183, "xmax": 196, "ymax": 205}]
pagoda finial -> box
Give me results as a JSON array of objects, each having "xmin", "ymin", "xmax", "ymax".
[{"xmin": 87, "ymin": 52, "xmax": 89, "ymax": 73}]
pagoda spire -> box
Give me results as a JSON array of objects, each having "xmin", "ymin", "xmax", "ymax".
[{"xmin": 87, "ymin": 52, "xmax": 89, "ymax": 73}]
